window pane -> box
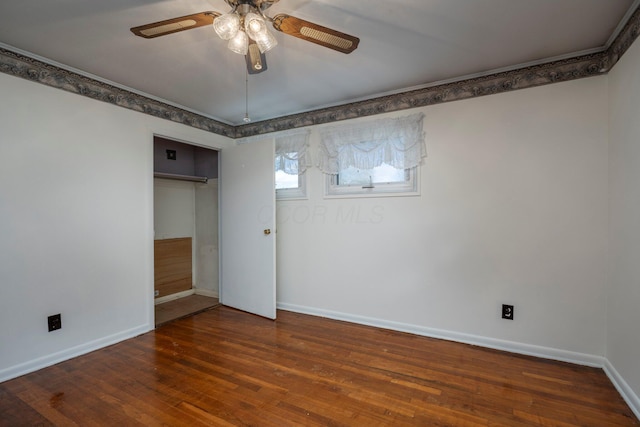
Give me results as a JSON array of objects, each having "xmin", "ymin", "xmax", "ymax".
[
  {"xmin": 338, "ymin": 163, "xmax": 407, "ymax": 186},
  {"xmin": 275, "ymin": 170, "xmax": 299, "ymax": 189}
]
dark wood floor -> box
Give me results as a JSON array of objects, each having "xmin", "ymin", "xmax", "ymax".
[{"xmin": 1, "ymin": 306, "xmax": 637, "ymax": 426}]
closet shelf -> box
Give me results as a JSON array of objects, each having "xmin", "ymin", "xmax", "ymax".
[{"xmin": 154, "ymin": 172, "xmax": 208, "ymax": 184}]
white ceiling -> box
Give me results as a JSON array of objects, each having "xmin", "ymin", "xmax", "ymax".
[{"xmin": 0, "ymin": 0, "xmax": 636, "ymax": 125}]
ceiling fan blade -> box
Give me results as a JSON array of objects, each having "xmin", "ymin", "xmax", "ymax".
[
  {"xmin": 271, "ymin": 14, "xmax": 359, "ymax": 54},
  {"xmin": 131, "ymin": 12, "xmax": 220, "ymax": 39}
]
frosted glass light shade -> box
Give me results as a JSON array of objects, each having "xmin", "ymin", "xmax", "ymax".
[
  {"xmin": 228, "ymin": 29, "xmax": 248, "ymax": 55},
  {"xmin": 255, "ymin": 29, "xmax": 278, "ymax": 53},
  {"xmin": 244, "ymin": 13, "xmax": 267, "ymax": 40},
  {"xmin": 213, "ymin": 13, "xmax": 240, "ymax": 40}
]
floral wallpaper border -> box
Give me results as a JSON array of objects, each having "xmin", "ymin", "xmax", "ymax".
[
  {"xmin": 0, "ymin": 48, "xmax": 235, "ymax": 138},
  {"xmin": 1, "ymin": 5, "xmax": 638, "ymax": 139}
]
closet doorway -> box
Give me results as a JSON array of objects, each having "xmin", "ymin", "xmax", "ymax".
[{"xmin": 153, "ymin": 136, "xmax": 220, "ymax": 326}]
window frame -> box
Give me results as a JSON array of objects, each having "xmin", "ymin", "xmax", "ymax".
[
  {"xmin": 273, "ymin": 129, "xmax": 311, "ymax": 201},
  {"xmin": 276, "ymin": 169, "xmax": 308, "ymax": 200},
  {"xmin": 325, "ymin": 165, "xmax": 419, "ymax": 198}
]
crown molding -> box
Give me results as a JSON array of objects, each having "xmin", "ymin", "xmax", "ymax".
[
  {"xmin": 1, "ymin": 3, "xmax": 638, "ymax": 139},
  {"xmin": 605, "ymin": 3, "xmax": 640, "ymax": 69}
]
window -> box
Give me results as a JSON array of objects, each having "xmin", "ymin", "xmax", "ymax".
[
  {"xmin": 318, "ymin": 113, "xmax": 426, "ymax": 197},
  {"xmin": 275, "ymin": 167, "xmax": 299, "ymax": 190},
  {"xmin": 275, "ymin": 130, "xmax": 311, "ymax": 200},
  {"xmin": 327, "ymin": 163, "xmax": 417, "ymax": 196},
  {"xmin": 337, "ymin": 163, "xmax": 407, "ymax": 186}
]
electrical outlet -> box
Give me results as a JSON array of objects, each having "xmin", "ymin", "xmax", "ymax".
[
  {"xmin": 48, "ymin": 314, "xmax": 62, "ymax": 332},
  {"xmin": 502, "ymin": 304, "xmax": 514, "ymax": 320},
  {"xmin": 166, "ymin": 149, "xmax": 177, "ymax": 160}
]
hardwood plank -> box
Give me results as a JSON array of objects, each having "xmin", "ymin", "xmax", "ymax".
[
  {"xmin": 0, "ymin": 386, "xmax": 54, "ymax": 427},
  {"xmin": 0, "ymin": 307, "xmax": 637, "ymax": 426}
]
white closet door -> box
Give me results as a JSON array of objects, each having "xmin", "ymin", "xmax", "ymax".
[{"xmin": 219, "ymin": 139, "xmax": 276, "ymax": 319}]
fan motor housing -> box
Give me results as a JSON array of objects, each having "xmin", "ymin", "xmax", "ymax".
[{"xmin": 225, "ymin": 0, "xmax": 279, "ymax": 10}]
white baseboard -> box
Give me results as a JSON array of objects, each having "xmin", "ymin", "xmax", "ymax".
[
  {"xmin": 604, "ymin": 359, "xmax": 640, "ymax": 421},
  {"xmin": 0, "ymin": 324, "xmax": 151, "ymax": 383},
  {"xmin": 276, "ymin": 302, "xmax": 605, "ymax": 368}
]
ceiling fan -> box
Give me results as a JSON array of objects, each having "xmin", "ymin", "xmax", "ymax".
[{"xmin": 130, "ymin": 0, "xmax": 360, "ymax": 75}]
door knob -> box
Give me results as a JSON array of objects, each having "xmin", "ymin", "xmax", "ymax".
[{"xmin": 264, "ymin": 229, "xmax": 271, "ymax": 235}]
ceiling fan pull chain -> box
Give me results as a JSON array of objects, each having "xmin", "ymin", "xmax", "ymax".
[{"xmin": 244, "ymin": 68, "xmax": 251, "ymax": 123}]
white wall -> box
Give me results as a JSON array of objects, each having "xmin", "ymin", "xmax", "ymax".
[
  {"xmin": 277, "ymin": 76, "xmax": 610, "ymax": 361},
  {"xmin": 0, "ymin": 72, "xmax": 231, "ymax": 381},
  {"xmin": 607, "ymin": 36, "xmax": 640, "ymax": 412},
  {"xmin": 154, "ymin": 178, "xmax": 196, "ymax": 240}
]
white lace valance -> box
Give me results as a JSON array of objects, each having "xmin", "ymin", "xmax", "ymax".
[
  {"xmin": 317, "ymin": 113, "xmax": 426, "ymax": 175},
  {"xmin": 275, "ymin": 129, "xmax": 311, "ymax": 175}
]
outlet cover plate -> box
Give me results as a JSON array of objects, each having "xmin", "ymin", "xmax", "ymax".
[
  {"xmin": 502, "ymin": 304, "xmax": 514, "ymax": 320},
  {"xmin": 48, "ymin": 314, "xmax": 62, "ymax": 332}
]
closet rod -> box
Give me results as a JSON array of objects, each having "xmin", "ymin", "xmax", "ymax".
[{"xmin": 154, "ymin": 172, "xmax": 208, "ymax": 184}]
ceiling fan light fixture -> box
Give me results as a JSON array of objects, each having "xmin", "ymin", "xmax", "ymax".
[
  {"xmin": 255, "ymin": 28, "xmax": 278, "ymax": 53},
  {"xmin": 228, "ymin": 29, "xmax": 249, "ymax": 55},
  {"xmin": 213, "ymin": 12, "xmax": 241, "ymax": 40},
  {"xmin": 132, "ymin": 4, "xmax": 361, "ymax": 78},
  {"xmin": 244, "ymin": 12, "xmax": 267, "ymax": 40}
]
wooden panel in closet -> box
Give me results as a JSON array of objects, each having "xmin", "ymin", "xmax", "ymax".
[{"xmin": 154, "ymin": 237, "xmax": 192, "ymax": 298}]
